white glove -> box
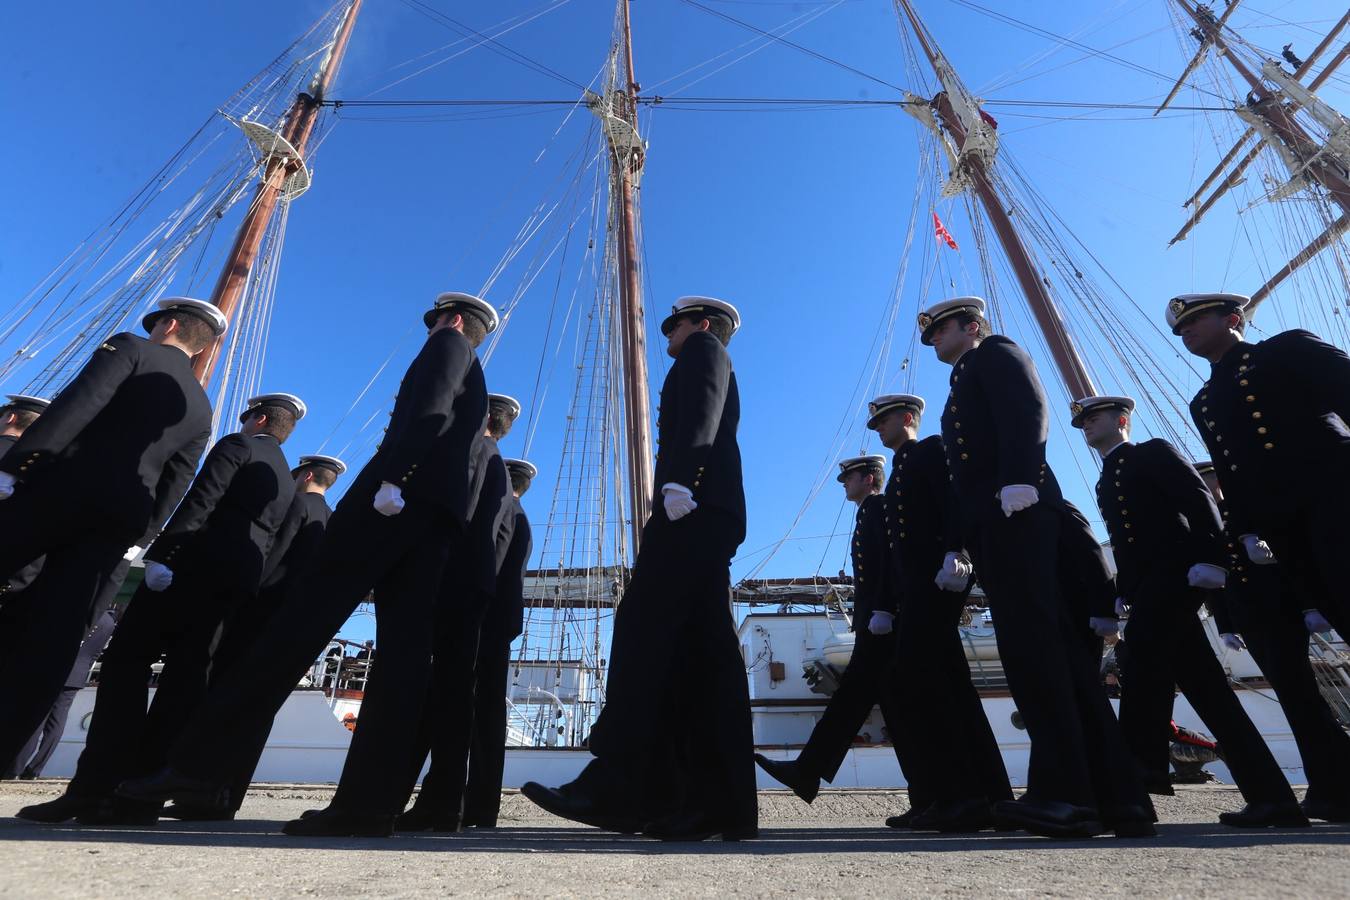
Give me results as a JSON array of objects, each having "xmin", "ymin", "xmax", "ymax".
[
  {"xmin": 1088, "ymin": 616, "xmax": 1119, "ymax": 638},
  {"xmin": 1114, "ymin": 597, "xmax": 1129, "ymax": 617},
  {"xmin": 868, "ymin": 610, "xmax": 895, "ymax": 635},
  {"xmin": 998, "ymin": 484, "xmax": 1039, "ymax": 517},
  {"xmin": 1304, "ymin": 609, "xmax": 1334, "ymax": 635},
  {"xmin": 1187, "ymin": 563, "xmax": 1227, "ymax": 590},
  {"xmin": 1240, "ymin": 534, "xmax": 1276, "ymax": 565},
  {"xmin": 934, "ymin": 552, "xmax": 973, "ymax": 592},
  {"xmin": 373, "ymin": 481, "xmax": 405, "ymax": 517},
  {"xmin": 123, "ymin": 545, "xmax": 143, "ymax": 562},
  {"xmin": 1220, "ymin": 633, "xmax": 1246, "ymax": 652},
  {"xmin": 143, "ymin": 562, "xmax": 174, "ymax": 592},
  {"xmin": 662, "ymin": 483, "xmax": 698, "ymax": 521},
  {"xmin": 0, "ymin": 471, "xmax": 14, "ymax": 500}
]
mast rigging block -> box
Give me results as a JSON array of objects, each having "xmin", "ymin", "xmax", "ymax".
[
  {"xmin": 235, "ymin": 118, "xmax": 312, "ymax": 200},
  {"xmin": 587, "ymin": 89, "xmax": 646, "ymax": 183}
]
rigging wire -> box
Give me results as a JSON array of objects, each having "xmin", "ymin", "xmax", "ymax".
[
  {"xmin": 395, "ymin": 0, "xmax": 587, "ymax": 91},
  {"xmin": 677, "ymin": 0, "xmax": 906, "ymax": 92}
]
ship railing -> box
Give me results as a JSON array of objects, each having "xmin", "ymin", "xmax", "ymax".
[
  {"xmin": 1310, "ymin": 632, "xmax": 1350, "ymax": 729},
  {"xmin": 505, "ymin": 696, "xmax": 549, "ymax": 747}
]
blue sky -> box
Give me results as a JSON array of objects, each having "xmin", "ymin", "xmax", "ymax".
[{"xmin": 3, "ymin": 1, "xmax": 1347, "ymax": 643}]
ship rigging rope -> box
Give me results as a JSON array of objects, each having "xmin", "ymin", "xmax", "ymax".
[
  {"xmin": 742, "ymin": 159, "xmax": 929, "ymax": 582},
  {"xmin": 395, "ymin": 0, "xmax": 586, "ymax": 91},
  {"xmin": 680, "ymin": 0, "xmax": 905, "ymax": 91},
  {"xmin": 360, "ymin": 0, "xmax": 577, "ymax": 99},
  {"xmin": 324, "ymin": 96, "xmax": 1235, "ymax": 112},
  {"xmin": 940, "ymin": 0, "xmax": 1232, "ymax": 104},
  {"xmin": 652, "ymin": 1, "xmax": 844, "ymax": 96}
]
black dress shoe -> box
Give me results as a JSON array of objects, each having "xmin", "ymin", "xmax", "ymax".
[
  {"xmin": 282, "ymin": 806, "xmax": 394, "ymax": 837},
  {"xmin": 460, "ymin": 815, "xmax": 498, "ymax": 829},
  {"xmin": 162, "ymin": 803, "xmax": 236, "ymax": 822},
  {"xmin": 1218, "ymin": 802, "xmax": 1310, "ymax": 828},
  {"xmin": 16, "ymin": 793, "xmax": 103, "ymax": 823},
  {"xmin": 885, "ymin": 808, "xmax": 922, "ymax": 829},
  {"xmin": 752, "ymin": 753, "xmax": 819, "ymax": 804},
  {"xmin": 76, "ymin": 797, "xmax": 161, "ymax": 826},
  {"xmin": 1142, "ymin": 775, "xmax": 1175, "ymax": 797},
  {"xmin": 1101, "ymin": 804, "xmax": 1157, "ymax": 838},
  {"xmin": 520, "ymin": 781, "xmax": 644, "ymax": 833},
  {"xmin": 1301, "ymin": 797, "xmax": 1350, "ymax": 823},
  {"xmin": 993, "ymin": 799, "xmax": 1103, "ymax": 839},
  {"xmin": 395, "ymin": 806, "xmax": 460, "ymax": 833},
  {"xmin": 916, "ymin": 798, "xmax": 998, "ymax": 833},
  {"xmin": 644, "ymin": 811, "xmax": 758, "ymax": 842},
  {"xmin": 116, "ymin": 768, "xmax": 230, "ymax": 811}
]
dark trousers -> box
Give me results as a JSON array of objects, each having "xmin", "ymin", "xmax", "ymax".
[
  {"xmin": 463, "ymin": 635, "xmax": 513, "ymax": 825},
  {"xmin": 893, "ymin": 586, "xmax": 1011, "ymax": 806},
  {"xmin": 5, "ymin": 603, "xmax": 120, "ymax": 778},
  {"xmin": 1232, "ymin": 574, "xmax": 1350, "ymax": 805},
  {"xmin": 1119, "ymin": 581, "xmax": 1296, "ymax": 805},
  {"xmin": 398, "ymin": 578, "xmax": 485, "ymax": 820},
  {"xmin": 404, "ymin": 612, "xmax": 512, "ymax": 826},
  {"xmin": 167, "ymin": 493, "xmax": 455, "ymax": 815},
  {"xmin": 968, "ymin": 503, "xmax": 1147, "ymax": 812},
  {"xmin": 0, "ymin": 486, "xmax": 128, "ymax": 767},
  {"xmin": 796, "ymin": 629, "xmax": 937, "ymax": 808},
  {"xmin": 206, "ymin": 582, "xmax": 292, "ymax": 811},
  {"xmin": 576, "ymin": 510, "xmax": 755, "ymax": 829},
  {"xmin": 68, "ymin": 555, "xmax": 255, "ymax": 798}
]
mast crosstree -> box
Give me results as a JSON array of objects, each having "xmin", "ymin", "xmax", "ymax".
[
  {"xmin": 1160, "ymin": 1, "xmax": 1350, "ymax": 315},
  {"xmin": 195, "ymin": 0, "xmax": 365, "ymax": 385}
]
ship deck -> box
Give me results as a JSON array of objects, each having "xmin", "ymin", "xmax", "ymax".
[{"xmin": 1, "ymin": 781, "xmax": 1346, "ymax": 897}]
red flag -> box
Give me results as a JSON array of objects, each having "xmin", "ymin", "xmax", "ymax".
[{"xmin": 933, "ymin": 212, "xmax": 958, "ymax": 251}]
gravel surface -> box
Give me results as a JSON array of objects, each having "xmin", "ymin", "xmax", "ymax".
[{"xmin": 0, "ymin": 782, "xmax": 1346, "ymax": 898}]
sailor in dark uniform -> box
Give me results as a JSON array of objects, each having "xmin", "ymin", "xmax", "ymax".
[
  {"xmin": 755, "ymin": 455, "xmax": 922, "ymax": 812},
  {"xmin": 1170, "ymin": 292, "xmax": 1350, "ymax": 636},
  {"xmin": 163, "ymin": 453, "xmax": 345, "ymax": 821},
  {"xmin": 458, "ymin": 457, "xmax": 535, "ymax": 828},
  {"xmin": 523, "ymin": 296, "xmax": 755, "ymax": 842},
  {"xmin": 1196, "ymin": 461, "xmax": 1350, "ymax": 823},
  {"xmin": 1072, "ymin": 395, "xmax": 1305, "ymax": 828},
  {"xmin": 918, "ymin": 296, "xmax": 1151, "ymax": 839},
  {"xmin": 121, "ymin": 292, "xmax": 495, "ymax": 838},
  {"xmin": 869, "ymin": 395, "xmax": 1013, "ymax": 830},
  {"xmin": 396, "ymin": 393, "xmax": 520, "ymax": 831},
  {"xmin": 0, "ymin": 395, "xmax": 50, "ymax": 605},
  {"xmin": 19, "ymin": 392, "xmax": 303, "ymax": 824},
  {"xmin": 0, "ymin": 298, "xmax": 220, "ymax": 770}
]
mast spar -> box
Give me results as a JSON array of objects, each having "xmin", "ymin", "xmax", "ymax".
[
  {"xmin": 193, "ymin": 0, "xmax": 364, "ymax": 385},
  {"xmin": 592, "ymin": 0, "xmax": 654, "ymax": 554},
  {"xmin": 892, "ymin": 0, "xmax": 1097, "ymax": 401}
]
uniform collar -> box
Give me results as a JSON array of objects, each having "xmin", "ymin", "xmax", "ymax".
[
  {"xmin": 1212, "ymin": 340, "xmax": 1253, "ymax": 370},
  {"xmin": 1102, "ymin": 440, "xmax": 1130, "ymax": 460}
]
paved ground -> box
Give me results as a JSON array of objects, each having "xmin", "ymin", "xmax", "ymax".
[{"xmin": 0, "ymin": 782, "xmax": 1346, "ymax": 898}]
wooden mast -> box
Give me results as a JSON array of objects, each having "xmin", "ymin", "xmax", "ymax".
[
  {"xmin": 1171, "ymin": 0, "xmax": 1350, "ymax": 312},
  {"xmin": 612, "ymin": 0, "xmax": 655, "ymax": 553},
  {"xmin": 894, "ymin": 0, "xmax": 1097, "ymax": 400},
  {"xmin": 193, "ymin": 0, "xmax": 364, "ymax": 384}
]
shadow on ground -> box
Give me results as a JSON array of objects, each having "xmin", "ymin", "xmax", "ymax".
[{"xmin": 1, "ymin": 819, "xmax": 1346, "ymax": 855}]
